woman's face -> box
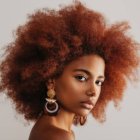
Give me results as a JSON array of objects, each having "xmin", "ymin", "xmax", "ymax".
[{"xmin": 54, "ymin": 54, "xmax": 105, "ymax": 116}]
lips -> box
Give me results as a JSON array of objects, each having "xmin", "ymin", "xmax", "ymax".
[{"xmin": 80, "ymin": 100, "xmax": 94, "ymax": 110}]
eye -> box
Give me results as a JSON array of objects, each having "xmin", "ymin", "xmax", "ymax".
[
  {"xmin": 75, "ymin": 75, "xmax": 87, "ymax": 82},
  {"xmin": 95, "ymin": 80, "xmax": 103, "ymax": 86}
]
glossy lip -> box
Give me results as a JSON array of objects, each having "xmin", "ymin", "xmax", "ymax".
[{"xmin": 80, "ymin": 100, "xmax": 94, "ymax": 110}]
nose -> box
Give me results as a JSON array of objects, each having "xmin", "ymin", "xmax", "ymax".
[
  {"xmin": 86, "ymin": 85, "xmax": 96, "ymax": 97},
  {"xmin": 86, "ymin": 90, "xmax": 96, "ymax": 97}
]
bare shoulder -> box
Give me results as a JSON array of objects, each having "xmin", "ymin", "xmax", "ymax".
[
  {"xmin": 29, "ymin": 122, "xmax": 74, "ymax": 140},
  {"xmin": 45, "ymin": 126, "xmax": 74, "ymax": 140}
]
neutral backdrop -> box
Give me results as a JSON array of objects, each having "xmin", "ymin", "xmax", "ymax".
[{"xmin": 0, "ymin": 0, "xmax": 140, "ymax": 140}]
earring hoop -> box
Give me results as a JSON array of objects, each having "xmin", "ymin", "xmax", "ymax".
[
  {"xmin": 44, "ymin": 88, "xmax": 59, "ymax": 115},
  {"xmin": 80, "ymin": 116, "xmax": 87, "ymax": 125},
  {"xmin": 73, "ymin": 115, "xmax": 87, "ymax": 125},
  {"xmin": 45, "ymin": 101, "xmax": 59, "ymax": 113}
]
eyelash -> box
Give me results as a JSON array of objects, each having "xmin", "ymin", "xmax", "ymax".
[
  {"xmin": 75, "ymin": 75, "xmax": 87, "ymax": 82},
  {"xmin": 95, "ymin": 80, "xmax": 103, "ymax": 86},
  {"xmin": 75, "ymin": 75, "xmax": 104, "ymax": 86}
]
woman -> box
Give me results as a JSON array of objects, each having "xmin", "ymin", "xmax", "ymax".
[{"xmin": 0, "ymin": 2, "xmax": 139, "ymax": 140}]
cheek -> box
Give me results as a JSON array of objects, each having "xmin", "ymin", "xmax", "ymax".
[
  {"xmin": 55, "ymin": 77, "xmax": 84, "ymax": 102},
  {"xmin": 97, "ymin": 88, "xmax": 101, "ymax": 96},
  {"xmin": 95, "ymin": 88, "xmax": 102, "ymax": 102}
]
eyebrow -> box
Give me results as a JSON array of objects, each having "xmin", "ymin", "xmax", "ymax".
[{"xmin": 73, "ymin": 68, "xmax": 105, "ymax": 79}]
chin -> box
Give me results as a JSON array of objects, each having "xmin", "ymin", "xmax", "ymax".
[{"xmin": 75, "ymin": 108, "xmax": 92, "ymax": 116}]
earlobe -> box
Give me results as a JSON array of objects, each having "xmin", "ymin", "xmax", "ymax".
[
  {"xmin": 52, "ymin": 79, "xmax": 56, "ymax": 86},
  {"xmin": 46, "ymin": 79, "xmax": 56, "ymax": 90}
]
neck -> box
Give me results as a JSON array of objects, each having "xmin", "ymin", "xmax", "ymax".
[{"xmin": 42, "ymin": 108, "xmax": 75, "ymax": 132}]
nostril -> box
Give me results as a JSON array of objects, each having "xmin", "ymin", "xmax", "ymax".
[{"xmin": 86, "ymin": 91, "xmax": 96, "ymax": 97}]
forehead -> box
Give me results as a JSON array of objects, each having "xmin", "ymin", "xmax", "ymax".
[{"xmin": 63, "ymin": 54, "xmax": 105, "ymax": 75}]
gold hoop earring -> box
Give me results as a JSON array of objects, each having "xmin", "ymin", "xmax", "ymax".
[
  {"xmin": 80, "ymin": 116, "xmax": 87, "ymax": 125},
  {"xmin": 73, "ymin": 115, "xmax": 87, "ymax": 125}
]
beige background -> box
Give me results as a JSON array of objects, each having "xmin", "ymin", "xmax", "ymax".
[{"xmin": 0, "ymin": 0, "xmax": 140, "ymax": 140}]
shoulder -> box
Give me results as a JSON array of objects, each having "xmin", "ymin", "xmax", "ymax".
[
  {"xmin": 46, "ymin": 126, "xmax": 74, "ymax": 140},
  {"xmin": 29, "ymin": 123, "xmax": 74, "ymax": 140}
]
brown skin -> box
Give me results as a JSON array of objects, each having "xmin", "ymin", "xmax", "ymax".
[{"xmin": 29, "ymin": 54, "xmax": 105, "ymax": 140}]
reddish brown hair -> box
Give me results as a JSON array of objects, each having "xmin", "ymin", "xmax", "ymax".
[{"xmin": 0, "ymin": 2, "xmax": 139, "ymax": 123}]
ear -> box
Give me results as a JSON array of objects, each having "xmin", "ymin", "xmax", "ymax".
[{"xmin": 46, "ymin": 78, "xmax": 56, "ymax": 90}]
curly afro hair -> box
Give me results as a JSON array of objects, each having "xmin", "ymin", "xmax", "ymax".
[{"xmin": 0, "ymin": 2, "xmax": 139, "ymax": 123}]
